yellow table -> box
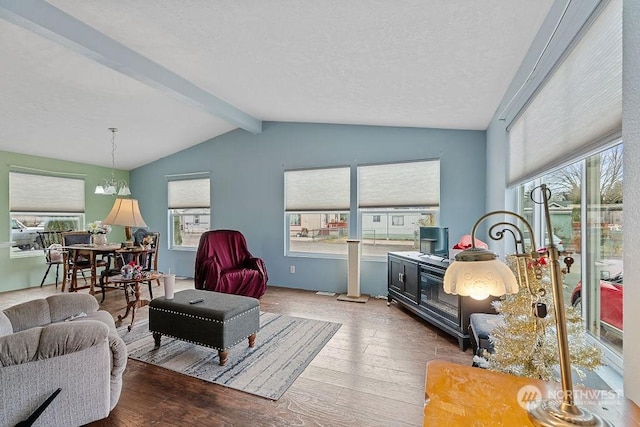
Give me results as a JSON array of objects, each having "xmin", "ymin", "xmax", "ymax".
[{"xmin": 424, "ymin": 360, "xmax": 640, "ymax": 426}]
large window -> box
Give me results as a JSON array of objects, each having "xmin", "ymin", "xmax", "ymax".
[
  {"xmin": 9, "ymin": 172, "xmax": 85, "ymax": 258},
  {"xmin": 518, "ymin": 143, "xmax": 623, "ymax": 358},
  {"xmin": 285, "ymin": 167, "xmax": 350, "ymax": 256},
  {"xmin": 358, "ymin": 160, "xmax": 440, "ymax": 258},
  {"xmin": 285, "ymin": 161, "xmax": 440, "ymax": 258},
  {"xmin": 168, "ymin": 177, "xmax": 210, "ymax": 249}
]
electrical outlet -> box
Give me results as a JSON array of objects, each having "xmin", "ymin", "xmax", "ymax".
[{"xmin": 290, "ymin": 265, "xmax": 295, "ymax": 274}]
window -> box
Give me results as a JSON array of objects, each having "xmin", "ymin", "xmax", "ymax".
[
  {"xmin": 508, "ymin": 0, "xmax": 622, "ymax": 186},
  {"xmin": 9, "ymin": 172, "xmax": 85, "ymax": 258},
  {"xmin": 518, "ymin": 143, "xmax": 623, "ymax": 359},
  {"xmin": 391, "ymin": 216, "xmax": 404, "ymax": 226},
  {"xmin": 285, "ymin": 167, "xmax": 350, "ymax": 256},
  {"xmin": 289, "ymin": 214, "xmax": 301, "ymax": 226},
  {"xmin": 509, "ymin": 0, "xmax": 623, "ymax": 370},
  {"xmin": 358, "ymin": 160, "xmax": 440, "ymax": 258},
  {"xmin": 168, "ymin": 177, "xmax": 210, "ymax": 249}
]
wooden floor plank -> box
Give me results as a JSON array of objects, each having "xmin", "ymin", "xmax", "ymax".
[{"xmin": 0, "ymin": 279, "xmax": 474, "ymax": 426}]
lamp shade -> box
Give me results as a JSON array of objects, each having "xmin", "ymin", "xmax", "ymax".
[
  {"xmin": 102, "ymin": 198, "xmax": 147, "ymax": 228},
  {"xmin": 443, "ymin": 248, "xmax": 519, "ymax": 300}
]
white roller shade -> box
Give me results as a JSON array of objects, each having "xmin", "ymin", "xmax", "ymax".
[
  {"xmin": 285, "ymin": 167, "xmax": 350, "ymax": 211},
  {"xmin": 168, "ymin": 178, "xmax": 210, "ymax": 209},
  {"xmin": 508, "ymin": 0, "xmax": 622, "ymax": 186},
  {"xmin": 359, "ymin": 160, "xmax": 440, "ymax": 208},
  {"xmin": 10, "ymin": 172, "xmax": 85, "ymax": 213}
]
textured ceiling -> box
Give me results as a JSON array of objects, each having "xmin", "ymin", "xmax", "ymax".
[{"xmin": 0, "ymin": 0, "xmax": 554, "ymax": 169}]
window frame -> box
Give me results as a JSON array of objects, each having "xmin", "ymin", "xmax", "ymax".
[
  {"xmin": 167, "ymin": 177, "xmax": 211, "ymax": 251},
  {"xmin": 9, "ymin": 171, "xmax": 86, "ymax": 258}
]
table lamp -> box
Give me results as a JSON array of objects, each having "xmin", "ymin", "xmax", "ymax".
[
  {"xmin": 443, "ymin": 184, "xmax": 610, "ymax": 427},
  {"xmin": 102, "ymin": 198, "xmax": 147, "ymax": 247}
]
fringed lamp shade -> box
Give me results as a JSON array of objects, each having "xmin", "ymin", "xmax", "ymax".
[{"xmin": 443, "ymin": 248, "xmax": 519, "ymax": 300}]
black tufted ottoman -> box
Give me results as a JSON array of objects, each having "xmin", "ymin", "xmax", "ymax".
[{"xmin": 149, "ymin": 289, "xmax": 260, "ymax": 365}]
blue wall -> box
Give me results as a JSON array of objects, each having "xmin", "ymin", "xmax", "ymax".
[{"xmin": 131, "ymin": 122, "xmax": 486, "ymax": 297}]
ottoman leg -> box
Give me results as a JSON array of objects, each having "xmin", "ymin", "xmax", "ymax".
[
  {"xmin": 218, "ymin": 350, "xmax": 228, "ymax": 366},
  {"xmin": 248, "ymin": 333, "xmax": 256, "ymax": 347},
  {"xmin": 153, "ymin": 331, "xmax": 162, "ymax": 347}
]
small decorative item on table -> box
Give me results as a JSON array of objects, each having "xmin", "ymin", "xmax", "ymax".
[
  {"xmin": 141, "ymin": 234, "xmax": 154, "ymax": 250},
  {"xmin": 121, "ymin": 261, "xmax": 142, "ymax": 280},
  {"xmin": 87, "ymin": 220, "xmax": 112, "ymax": 245}
]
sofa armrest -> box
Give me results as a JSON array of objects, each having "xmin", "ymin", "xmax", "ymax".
[
  {"xmin": 0, "ymin": 321, "xmax": 109, "ymax": 368},
  {"xmin": 0, "ymin": 327, "xmax": 41, "ymax": 367},
  {"xmin": 46, "ymin": 294, "xmax": 99, "ymax": 323},
  {"xmin": 37, "ymin": 321, "xmax": 108, "ymax": 360},
  {"xmin": 108, "ymin": 332, "xmax": 127, "ymax": 378}
]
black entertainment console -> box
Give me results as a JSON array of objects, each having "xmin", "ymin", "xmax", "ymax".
[{"xmin": 387, "ymin": 251, "xmax": 498, "ymax": 350}]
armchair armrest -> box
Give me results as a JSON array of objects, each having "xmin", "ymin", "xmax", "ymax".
[
  {"xmin": 246, "ymin": 257, "xmax": 269, "ymax": 281},
  {"xmin": 195, "ymin": 256, "xmax": 222, "ymax": 290}
]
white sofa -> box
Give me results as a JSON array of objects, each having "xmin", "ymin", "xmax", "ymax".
[{"xmin": 0, "ymin": 293, "xmax": 127, "ymax": 426}]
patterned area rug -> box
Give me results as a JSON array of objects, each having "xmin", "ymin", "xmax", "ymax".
[{"xmin": 119, "ymin": 312, "xmax": 341, "ymax": 400}]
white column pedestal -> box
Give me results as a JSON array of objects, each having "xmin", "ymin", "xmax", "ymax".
[{"xmin": 337, "ymin": 240, "xmax": 369, "ymax": 303}]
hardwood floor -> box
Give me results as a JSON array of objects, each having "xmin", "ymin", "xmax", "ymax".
[{"xmin": 1, "ymin": 280, "xmax": 473, "ymax": 426}]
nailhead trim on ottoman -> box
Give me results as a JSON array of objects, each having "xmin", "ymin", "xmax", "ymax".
[{"xmin": 149, "ymin": 289, "xmax": 260, "ymax": 365}]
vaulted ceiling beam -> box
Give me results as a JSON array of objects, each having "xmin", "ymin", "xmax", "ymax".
[{"xmin": 0, "ymin": 0, "xmax": 262, "ymax": 134}]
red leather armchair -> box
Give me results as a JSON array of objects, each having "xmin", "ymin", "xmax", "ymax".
[{"xmin": 194, "ymin": 230, "xmax": 268, "ymax": 298}]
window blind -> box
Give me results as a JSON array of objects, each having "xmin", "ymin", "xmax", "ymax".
[
  {"xmin": 168, "ymin": 178, "xmax": 210, "ymax": 209},
  {"xmin": 10, "ymin": 172, "xmax": 85, "ymax": 213},
  {"xmin": 508, "ymin": 0, "xmax": 622, "ymax": 186},
  {"xmin": 285, "ymin": 167, "xmax": 350, "ymax": 211},
  {"xmin": 358, "ymin": 160, "xmax": 440, "ymax": 208}
]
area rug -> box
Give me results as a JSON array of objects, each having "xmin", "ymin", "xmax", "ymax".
[{"xmin": 118, "ymin": 312, "xmax": 341, "ymax": 400}]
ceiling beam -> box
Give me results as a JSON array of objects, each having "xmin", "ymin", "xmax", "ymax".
[{"xmin": 0, "ymin": 0, "xmax": 262, "ymax": 134}]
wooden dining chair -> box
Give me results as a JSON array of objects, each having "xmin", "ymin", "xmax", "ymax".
[{"xmin": 37, "ymin": 230, "xmax": 68, "ymax": 288}]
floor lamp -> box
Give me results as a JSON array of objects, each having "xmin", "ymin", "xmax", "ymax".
[{"xmin": 443, "ymin": 184, "xmax": 611, "ymax": 427}]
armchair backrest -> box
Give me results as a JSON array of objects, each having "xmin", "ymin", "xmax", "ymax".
[{"xmin": 196, "ymin": 230, "xmax": 252, "ymax": 270}]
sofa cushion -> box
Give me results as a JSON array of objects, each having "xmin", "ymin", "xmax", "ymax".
[
  {"xmin": 0, "ymin": 311, "xmax": 12, "ymax": 337},
  {"xmin": 73, "ymin": 310, "xmax": 117, "ymax": 334},
  {"xmin": 37, "ymin": 321, "xmax": 108, "ymax": 360},
  {"xmin": 0, "ymin": 327, "xmax": 42, "ymax": 367},
  {"xmin": 3, "ymin": 299, "xmax": 51, "ymax": 333},
  {"xmin": 46, "ymin": 294, "xmax": 99, "ymax": 323}
]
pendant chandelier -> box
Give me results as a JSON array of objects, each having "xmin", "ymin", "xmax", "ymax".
[{"xmin": 94, "ymin": 127, "xmax": 131, "ymax": 196}]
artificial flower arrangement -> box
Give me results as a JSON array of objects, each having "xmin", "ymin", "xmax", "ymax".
[
  {"xmin": 121, "ymin": 261, "xmax": 143, "ymax": 280},
  {"xmin": 87, "ymin": 220, "xmax": 112, "ymax": 235}
]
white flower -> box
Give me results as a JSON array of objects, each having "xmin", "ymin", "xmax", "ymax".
[{"xmin": 87, "ymin": 220, "xmax": 112, "ymax": 234}]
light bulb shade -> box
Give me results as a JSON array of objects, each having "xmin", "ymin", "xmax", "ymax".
[
  {"xmin": 443, "ymin": 250, "xmax": 519, "ymax": 300},
  {"xmin": 94, "ymin": 185, "xmax": 106, "ymax": 195},
  {"xmin": 102, "ymin": 198, "xmax": 147, "ymax": 228},
  {"xmin": 104, "ymin": 184, "xmax": 117, "ymax": 195},
  {"xmin": 117, "ymin": 185, "xmax": 131, "ymax": 196}
]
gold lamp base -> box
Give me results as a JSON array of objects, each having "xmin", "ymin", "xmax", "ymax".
[{"xmin": 528, "ymin": 400, "xmax": 612, "ymax": 427}]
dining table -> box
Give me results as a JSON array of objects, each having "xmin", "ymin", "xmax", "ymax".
[{"xmin": 62, "ymin": 244, "xmax": 152, "ymax": 294}]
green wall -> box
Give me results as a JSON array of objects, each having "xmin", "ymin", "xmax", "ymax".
[{"xmin": 0, "ymin": 150, "xmax": 129, "ymax": 292}]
